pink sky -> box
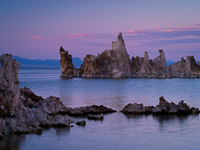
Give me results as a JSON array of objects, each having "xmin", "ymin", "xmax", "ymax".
[{"xmin": 0, "ymin": 0, "xmax": 200, "ymax": 61}]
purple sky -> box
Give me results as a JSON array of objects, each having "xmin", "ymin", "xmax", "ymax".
[{"xmin": 0, "ymin": 0, "xmax": 200, "ymax": 61}]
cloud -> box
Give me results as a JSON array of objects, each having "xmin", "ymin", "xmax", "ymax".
[
  {"xmin": 166, "ymin": 29, "xmax": 173, "ymax": 33},
  {"xmin": 32, "ymin": 35, "xmax": 43, "ymax": 39},
  {"xmin": 67, "ymin": 33, "xmax": 89, "ymax": 37},
  {"xmin": 194, "ymin": 23, "xmax": 200, "ymax": 26},
  {"xmin": 129, "ymin": 29, "xmax": 134, "ymax": 33}
]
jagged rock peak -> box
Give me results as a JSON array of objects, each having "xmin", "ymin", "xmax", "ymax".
[
  {"xmin": 111, "ymin": 33, "xmax": 127, "ymax": 54},
  {"xmin": 117, "ymin": 33, "xmax": 124, "ymax": 42},
  {"xmin": 59, "ymin": 46, "xmax": 81, "ymax": 78},
  {"xmin": 59, "ymin": 46, "xmax": 65, "ymax": 53}
]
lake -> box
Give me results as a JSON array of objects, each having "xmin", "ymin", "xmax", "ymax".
[{"xmin": 1, "ymin": 68, "xmax": 200, "ymax": 150}]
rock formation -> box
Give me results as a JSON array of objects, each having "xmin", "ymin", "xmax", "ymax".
[
  {"xmin": 0, "ymin": 54, "xmax": 116, "ymax": 138},
  {"xmin": 65, "ymin": 105, "xmax": 116, "ymax": 116},
  {"xmin": 63, "ymin": 33, "xmax": 132, "ymax": 77},
  {"xmin": 60, "ymin": 47, "xmax": 81, "ymax": 78},
  {"xmin": 121, "ymin": 96, "xmax": 199, "ymax": 114},
  {"xmin": 168, "ymin": 56, "xmax": 200, "ymax": 77},
  {"xmin": 0, "ymin": 54, "xmax": 75, "ymax": 138},
  {"xmin": 61, "ymin": 33, "xmax": 132, "ymax": 78},
  {"xmin": 59, "ymin": 33, "xmax": 200, "ymax": 78},
  {"xmin": 131, "ymin": 50, "xmax": 168, "ymax": 78}
]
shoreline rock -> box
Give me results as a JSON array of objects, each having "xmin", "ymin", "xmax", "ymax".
[
  {"xmin": 121, "ymin": 96, "xmax": 199, "ymax": 115},
  {"xmin": 0, "ymin": 54, "xmax": 116, "ymax": 139},
  {"xmin": 60, "ymin": 33, "xmax": 200, "ymax": 78},
  {"xmin": 65, "ymin": 105, "xmax": 117, "ymax": 116},
  {"xmin": 1, "ymin": 54, "xmax": 200, "ymax": 140}
]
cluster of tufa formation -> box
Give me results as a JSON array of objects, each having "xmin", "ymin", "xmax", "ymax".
[
  {"xmin": 0, "ymin": 53, "xmax": 199, "ymax": 138},
  {"xmin": 121, "ymin": 96, "xmax": 200, "ymax": 114},
  {"xmin": 0, "ymin": 54, "xmax": 116, "ymax": 138},
  {"xmin": 60, "ymin": 33, "xmax": 200, "ymax": 78}
]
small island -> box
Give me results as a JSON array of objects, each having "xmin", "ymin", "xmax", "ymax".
[{"xmin": 60, "ymin": 33, "xmax": 200, "ymax": 78}]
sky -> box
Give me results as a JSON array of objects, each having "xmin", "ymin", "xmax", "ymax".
[{"xmin": 0, "ymin": 0, "xmax": 200, "ymax": 61}]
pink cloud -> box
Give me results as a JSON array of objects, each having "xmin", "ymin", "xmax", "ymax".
[
  {"xmin": 129, "ymin": 29, "xmax": 134, "ymax": 33},
  {"xmin": 194, "ymin": 23, "xmax": 200, "ymax": 26},
  {"xmin": 154, "ymin": 27, "xmax": 162, "ymax": 31},
  {"xmin": 138, "ymin": 28, "xmax": 145, "ymax": 32},
  {"xmin": 166, "ymin": 29, "xmax": 173, "ymax": 32},
  {"xmin": 32, "ymin": 35, "xmax": 43, "ymax": 39},
  {"xmin": 67, "ymin": 33, "xmax": 89, "ymax": 37}
]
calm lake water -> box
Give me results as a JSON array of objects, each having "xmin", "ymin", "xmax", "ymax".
[{"xmin": 1, "ymin": 68, "xmax": 200, "ymax": 150}]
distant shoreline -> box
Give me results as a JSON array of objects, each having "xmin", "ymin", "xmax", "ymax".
[{"xmin": 19, "ymin": 67, "xmax": 61, "ymax": 69}]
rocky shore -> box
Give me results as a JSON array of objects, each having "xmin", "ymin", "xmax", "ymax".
[
  {"xmin": 121, "ymin": 96, "xmax": 199, "ymax": 115},
  {"xmin": 60, "ymin": 33, "xmax": 200, "ymax": 78},
  {"xmin": 0, "ymin": 54, "xmax": 116, "ymax": 138},
  {"xmin": 0, "ymin": 54, "xmax": 199, "ymax": 139}
]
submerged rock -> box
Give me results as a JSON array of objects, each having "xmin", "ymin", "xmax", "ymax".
[
  {"xmin": 76, "ymin": 120, "xmax": 86, "ymax": 126},
  {"xmin": 121, "ymin": 96, "xmax": 199, "ymax": 115},
  {"xmin": 87, "ymin": 114, "xmax": 104, "ymax": 120}
]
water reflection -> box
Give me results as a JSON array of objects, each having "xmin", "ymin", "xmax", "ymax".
[
  {"xmin": 0, "ymin": 134, "xmax": 25, "ymax": 150},
  {"xmin": 55, "ymin": 127, "xmax": 70, "ymax": 136},
  {"xmin": 123, "ymin": 113, "xmax": 151, "ymax": 120},
  {"xmin": 153, "ymin": 114, "xmax": 190, "ymax": 124},
  {"xmin": 153, "ymin": 114, "xmax": 199, "ymax": 134}
]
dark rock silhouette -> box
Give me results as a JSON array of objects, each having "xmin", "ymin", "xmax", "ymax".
[
  {"xmin": 121, "ymin": 96, "xmax": 199, "ymax": 114},
  {"xmin": 60, "ymin": 33, "xmax": 200, "ymax": 78},
  {"xmin": 87, "ymin": 114, "xmax": 104, "ymax": 120},
  {"xmin": 64, "ymin": 105, "xmax": 116, "ymax": 116},
  {"xmin": 76, "ymin": 120, "xmax": 86, "ymax": 126}
]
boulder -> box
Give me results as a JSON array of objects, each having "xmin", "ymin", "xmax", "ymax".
[
  {"xmin": 76, "ymin": 120, "xmax": 86, "ymax": 126},
  {"xmin": 121, "ymin": 103, "xmax": 146, "ymax": 114},
  {"xmin": 20, "ymin": 87, "xmax": 43, "ymax": 102}
]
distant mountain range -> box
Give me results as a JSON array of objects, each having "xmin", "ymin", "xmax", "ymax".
[
  {"xmin": 12, "ymin": 55, "xmax": 174, "ymax": 69},
  {"xmin": 166, "ymin": 60, "xmax": 175, "ymax": 66},
  {"xmin": 13, "ymin": 56, "xmax": 83, "ymax": 69}
]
